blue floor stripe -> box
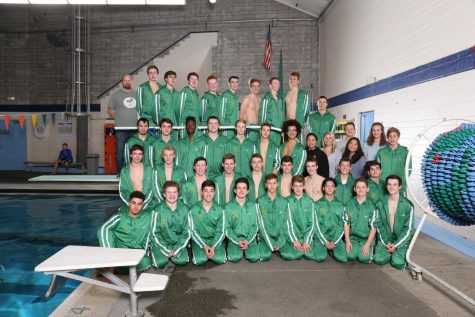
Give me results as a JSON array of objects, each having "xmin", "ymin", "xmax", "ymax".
[{"xmin": 415, "ymin": 216, "xmax": 475, "ymax": 259}]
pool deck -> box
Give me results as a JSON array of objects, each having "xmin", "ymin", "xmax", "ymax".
[
  {"xmin": 0, "ymin": 171, "xmax": 117, "ymax": 193},
  {"xmin": 49, "ymin": 234, "xmax": 475, "ymax": 317}
]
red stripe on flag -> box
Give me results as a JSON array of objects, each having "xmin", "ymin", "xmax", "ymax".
[{"xmin": 263, "ymin": 25, "xmax": 272, "ymax": 69}]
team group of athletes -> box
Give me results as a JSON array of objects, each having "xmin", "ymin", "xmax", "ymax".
[{"xmin": 98, "ymin": 65, "xmax": 414, "ymax": 272}]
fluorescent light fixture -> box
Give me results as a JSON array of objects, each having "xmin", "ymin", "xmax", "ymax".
[
  {"xmin": 146, "ymin": 0, "xmax": 185, "ymax": 4},
  {"xmin": 0, "ymin": 0, "xmax": 29, "ymax": 3},
  {"xmin": 68, "ymin": 0, "xmax": 107, "ymax": 4},
  {"xmin": 29, "ymin": 0, "xmax": 68, "ymax": 3},
  {"xmin": 106, "ymin": 0, "xmax": 145, "ymax": 4}
]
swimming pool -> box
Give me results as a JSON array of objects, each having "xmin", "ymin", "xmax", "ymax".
[{"xmin": 0, "ymin": 194, "xmax": 122, "ymax": 317}]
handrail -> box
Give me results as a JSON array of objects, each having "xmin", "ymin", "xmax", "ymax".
[{"xmin": 97, "ymin": 30, "xmax": 218, "ymax": 99}]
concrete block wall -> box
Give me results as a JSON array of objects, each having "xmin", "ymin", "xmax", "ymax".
[{"xmin": 0, "ymin": 0, "xmax": 318, "ymax": 106}]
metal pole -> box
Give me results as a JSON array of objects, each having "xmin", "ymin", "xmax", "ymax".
[{"xmin": 128, "ymin": 266, "xmax": 139, "ymax": 317}]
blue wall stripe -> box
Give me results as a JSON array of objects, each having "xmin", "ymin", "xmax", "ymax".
[
  {"xmin": 415, "ymin": 216, "xmax": 475, "ymax": 259},
  {"xmin": 328, "ymin": 47, "xmax": 475, "ymax": 108},
  {"xmin": 0, "ymin": 104, "xmax": 101, "ymax": 113}
]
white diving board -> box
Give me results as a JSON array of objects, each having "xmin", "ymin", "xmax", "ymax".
[
  {"xmin": 29, "ymin": 175, "xmax": 119, "ymax": 182},
  {"xmin": 35, "ymin": 245, "xmax": 168, "ymax": 317}
]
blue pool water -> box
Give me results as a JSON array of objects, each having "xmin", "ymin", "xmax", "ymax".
[{"xmin": 0, "ymin": 194, "xmax": 122, "ymax": 317}]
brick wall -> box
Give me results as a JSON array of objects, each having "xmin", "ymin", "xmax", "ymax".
[{"xmin": 0, "ymin": 0, "xmax": 318, "ymax": 105}]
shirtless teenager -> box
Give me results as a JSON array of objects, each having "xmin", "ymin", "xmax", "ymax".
[
  {"xmin": 249, "ymin": 153, "xmax": 265, "ymax": 201},
  {"xmin": 279, "ymin": 155, "xmax": 294, "ymax": 197},
  {"xmin": 119, "ymin": 144, "xmax": 154, "ymax": 207},
  {"xmin": 304, "ymin": 157, "xmax": 325, "ymax": 202},
  {"xmin": 240, "ymin": 78, "xmax": 261, "ymax": 142},
  {"xmin": 284, "ymin": 72, "xmax": 310, "ymax": 143},
  {"xmin": 255, "ymin": 123, "xmax": 280, "ymax": 175}
]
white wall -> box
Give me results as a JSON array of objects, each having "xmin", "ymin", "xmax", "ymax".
[
  {"xmin": 320, "ymin": 0, "xmax": 475, "ymax": 241},
  {"xmin": 320, "ymin": 0, "xmax": 475, "ymax": 97}
]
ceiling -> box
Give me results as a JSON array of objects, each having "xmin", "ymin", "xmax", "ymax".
[{"xmin": 274, "ymin": 0, "xmax": 333, "ymax": 18}]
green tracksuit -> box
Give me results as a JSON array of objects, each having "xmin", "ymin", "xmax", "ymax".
[
  {"xmin": 214, "ymin": 173, "xmax": 241, "ymax": 206},
  {"xmin": 335, "ymin": 174, "xmax": 355, "ymax": 205},
  {"xmin": 374, "ymin": 195, "xmax": 414, "ymax": 270},
  {"xmin": 98, "ymin": 205, "xmax": 153, "ymax": 271},
  {"xmin": 218, "ymin": 89, "xmax": 239, "ymax": 139},
  {"xmin": 345, "ymin": 198, "xmax": 377, "ymax": 263},
  {"xmin": 157, "ymin": 85, "xmax": 178, "ymax": 126},
  {"xmin": 175, "ymin": 133, "xmax": 207, "ymax": 179},
  {"xmin": 181, "ymin": 178, "xmax": 202, "ymax": 207},
  {"xmin": 189, "ymin": 201, "xmax": 226, "ymax": 265},
  {"xmin": 177, "ymin": 86, "xmax": 201, "ymax": 137},
  {"xmin": 257, "ymin": 193, "xmax": 291, "ymax": 261},
  {"xmin": 376, "ymin": 144, "xmax": 409, "ymax": 193},
  {"xmin": 284, "ymin": 89, "xmax": 310, "ymax": 143},
  {"xmin": 225, "ymin": 137, "xmax": 256, "ymax": 177},
  {"xmin": 150, "ymin": 201, "xmax": 190, "ymax": 269},
  {"xmin": 285, "ymin": 193, "xmax": 315, "ymax": 260},
  {"xmin": 278, "ymin": 141, "xmax": 307, "ymax": 175},
  {"xmin": 368, "ymin": 178, "xmax": 386, "ymax": 203},
  {"xmin": 201, "ymin": 91, "xmax": 220, "ymax": 124},
  {"xmin": 137, "ymin": 81, "xmax": 161, "ymax": 126},
  {"xmin": 307, "ymin": 111, "xmax": 336, "ymax": 147},
  {"xmin": 124, "ymin": 133, "xmax": 155, "ymax": 166},
  {"xmin": 248, "ymin": 173, "xmax": 266, "ymax": 202},
  {"xmin": 149, "ymin": 137, "xmax": 178, "ymax": 168},
  {"xmin": 259, "ymin": 92, "xmax": 284, "ymax": 145},
  {"xmin": 119, "ymin": 164, "xmax": 155, "ymax": 207},
  {"xmin": 201, "ymin": 133, "xmax": 228, "ymax": 178},
  {"xmin": 255, "ymin": 139, "xmax": 280, "ymax": 174},
  {"xmin": 153, "ymin": 165, "xmax": 187, "ymax": 202},
  {"xmin": 314, "ymin": 197, "xmax": 347, "ymax": 262},
  {"xmin": 225, "ymin": 198, "xmax": 259, "ymax": 263}
]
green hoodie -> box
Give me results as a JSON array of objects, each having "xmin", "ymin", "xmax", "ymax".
[
  {"xmin": 286, "ymin": 193, "xmax": 315, "ymax": 244},
  {"xmin": 225, "ymin": 137, "xmax": 256, "ymax": 177},
  {"xmin": 119, "ymin": 164, "xmax": 155, "ymax": 208},
  {"xmin": 314, "ymin": 196, "xmax": 346, "ymax": 244},
  {"xmin": 189, "ymin": 201, "xmax": 226, "ymax": 248},
  {"xmin": 201, "ymin": 91, "xmax": 220, "ymax": 124},
  {"xmin": 124, "ymin": 132, "xmax": 155, "ymax": 166},
  {"xmin": 151, "ymin": 200, "xmax": 190, "ymax": 256},
  {"xmin": 307, "ymin": 111, "xmax": 336, "ymax": 147},
  {"xmin": 177, "ymin": 86, "xmax": 200, "ymax": 128},
  {"xmin": 257, "ymin": 193, "xmax": 289, "ymax": 250},
  {"xmin": 374, "ymin": 195, "xmax": 414, "ymax": 249},
  {"xmin": 137, "ymin": 81, "xmax": 161, "ymax": 126},
  {"xmin": 225, "ymin": 198, "xmax": 258, "ymax": 245},
  {"xmin": 345, "ymin": 197, "xmax": 377, "ymax": 239}
]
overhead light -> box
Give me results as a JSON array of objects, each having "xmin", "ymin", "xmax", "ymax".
[
  {"xmin": 209, "ymin": 0, "xmax": 216, "ymax": 3},
  {"xmin": 29, "ymin": 0, "xmax": 67, "ymax": 3},
  {"xmin": 106, "ymin": 0, "xmax": 145, "ymax": 4},
  {"xmin": 146, "ymin": 0, "xmax": 185, "ymax": 4},
  {"xmin": 0, "ymin": 0, "xmax": 29, "ymax": 3},
  {"xmin": 69, "ymin": 0, "xmax": 107, "ymax": 4}
]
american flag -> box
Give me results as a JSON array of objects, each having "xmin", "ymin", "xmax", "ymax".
[{"xmin": 263, "ymin": 25, "xmax": 272, "ymax": 70}]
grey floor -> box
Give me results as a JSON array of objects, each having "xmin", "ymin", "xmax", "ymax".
[{"xmin": 52, "ymin": 234, "xmax": 475, "ymax": 317}]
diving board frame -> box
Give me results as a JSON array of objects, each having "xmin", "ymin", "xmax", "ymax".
[
  {"xmin": 35, "ymin": 245, "xmax": 166, "ymax": 317},
  {"xmin": 405, "ymin": 118, "xmax": 475, "ymax": 307}
]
